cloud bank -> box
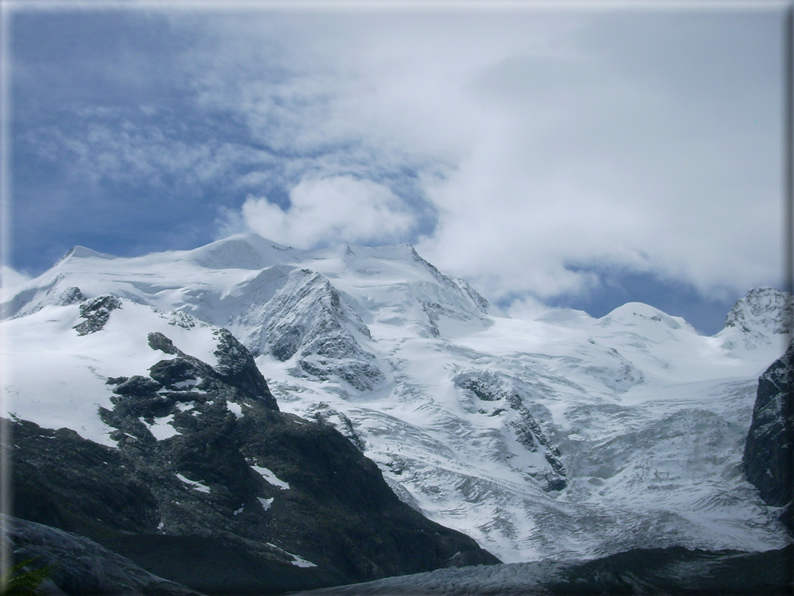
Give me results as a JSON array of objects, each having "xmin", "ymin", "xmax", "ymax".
[
  {"xmin": 11, "ymin": 6, "xmax": 785, "ymax": 329},
  {"xmin": 185, "ymin": 9, "xmax": 782, "ymax": 304}
]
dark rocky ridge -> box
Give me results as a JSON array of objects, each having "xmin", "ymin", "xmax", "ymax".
[
  {"xmin": 11, "ymin": 318, "xmax": 499, "ymax": 594},
  {"xmin": 743, "ymin": 340, "xmax": 794, "ymax": 532}
]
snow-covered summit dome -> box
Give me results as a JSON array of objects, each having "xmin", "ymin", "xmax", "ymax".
[
  {"xmin": 185, "ymin": 233, "xmax": 301, "ymax": 270},
  {"xmin": 597, "ymin": 302, "xmax": 688, "ymax": 331}
]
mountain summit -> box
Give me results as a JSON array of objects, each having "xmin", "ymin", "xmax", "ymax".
[{"xmin": 721, "ymin": 287, "xmax": 793, "ymax": 350}]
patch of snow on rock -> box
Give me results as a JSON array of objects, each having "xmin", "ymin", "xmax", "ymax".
[
  {"xmin": 144, "ymin": 414, "xmax": 181, "ymax": 441},
  {"xmin": 175, "ymin": 473, "xmax": 210, "ymax": 494},
  {"xmin": 251, "ymin": 465, "xmax": 290, "ymax": 489}
]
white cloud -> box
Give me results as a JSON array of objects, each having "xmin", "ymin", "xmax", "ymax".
[
  {"xmin": 134, "ymin": 10, "xmax": 787, "ymax": 306},
  {"xmin": 22, "ymin": 106, "xmax": 277, "ymax": 193},
  {"xmin": 195, "ymin": 10, "xmax": 778, "ymax": 305},
  {"xmin": 503, "ymin": 295, "xmax": 564, "ymax": 321},
  {"xmin": 239, "ymin": 176, "xmax": 417, "ymax": 249}
]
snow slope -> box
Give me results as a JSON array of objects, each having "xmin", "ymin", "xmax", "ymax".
[
  {"xmin": 2, "ymin": 299, "xmax": 221, "ymax": 446},
  {"xmin": 2, "ymin": 233, "xmax": 791, "ymax": 562}
]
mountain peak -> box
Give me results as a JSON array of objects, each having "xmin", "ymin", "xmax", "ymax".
[
  {"xmin": 724, "ymin": 287, "xmax": 792, "ymax": 335},
  {"xmin": 59, "ymin": 246, "xmax": 115, "ymax": 262},
  {"xmin": 598, "ymin": 302, "xmax": 685, "ymax": 331}
]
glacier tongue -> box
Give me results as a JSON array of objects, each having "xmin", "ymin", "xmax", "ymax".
[{"xmin": 2, "ymin": 234, "xmax": 791, "ymax": 563}]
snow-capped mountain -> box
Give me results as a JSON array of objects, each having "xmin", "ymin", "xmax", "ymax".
[
  {"xmin": 723, "ymin": 287, "xmax": 793, "ymax": 349},
  {"xmin": 3, "ymin": 233, "xmax": 791, "ymax": 565}
]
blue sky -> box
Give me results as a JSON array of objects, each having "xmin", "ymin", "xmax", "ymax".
[{"xmin": 2, "ymin": 2, "xmax": 788, "ymax": 334}]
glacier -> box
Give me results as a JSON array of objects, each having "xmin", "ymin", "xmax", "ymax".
[{"xmin": 2, "ymin": 232, "xmax": 791, "ymax": 564}]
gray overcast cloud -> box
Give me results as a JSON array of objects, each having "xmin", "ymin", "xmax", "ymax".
[{"xmin": 5, "ymin": 2, "xmax": 787, "ymax": 333}]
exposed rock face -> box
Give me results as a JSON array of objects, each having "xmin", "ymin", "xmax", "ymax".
[
  {"xmin": 148, "ymin": 331, "xmax": 179, "ymax": 354},
  {"xmin": 12, "ymin": 329, "xmax": 499, "ymax": 594},
  {"xmin": 13, "ymin": 421, "xmax": 161, "ymax": 538},
  {"xmin": 113, "ymin": 375, "xmax": 163, "ymax": 397},
  {"xmin": 262, "ymin": 269, "xmax": 385, "ymax": 391},
  {"xmin": 73, "ymin": 294, "xmax": 122, "ymax": 335},
  {"xmin": 213, "ymin": 328, "xmax": 280, "ymax": 409},
  {"xmin": 55, "ymin": 286, "xmax": 85, "ymax": 306},
  {"xmin": 743, "ymin": 340, "xmax": 794, "ymax": 529},
  {"xmin": 306, "ymin": 401, "xmax": 367, "ymax": 452}
]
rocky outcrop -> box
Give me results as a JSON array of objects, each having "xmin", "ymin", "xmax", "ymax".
[
  {"xmin": 55, "ymin": 286, "xmax": 86, "ymax": 306},
  {"xmin": 12, "ymin": 329, "xmax": 499, "ymax": 594},
  {"xmin": 73, "ymin": 294, "xmax": 123, "ymax": 335},
  {"xmin": 743, "ymin": 340, "xmax": 794, "ymax": 530},
  {"xmin": 306, "ymin": 401, "xmax": 367, "ymax": 451}
]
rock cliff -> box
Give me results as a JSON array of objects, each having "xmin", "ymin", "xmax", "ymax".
[{"xmin": 743, "ymin": 340, "xmax": 794, "ymax": 531}]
